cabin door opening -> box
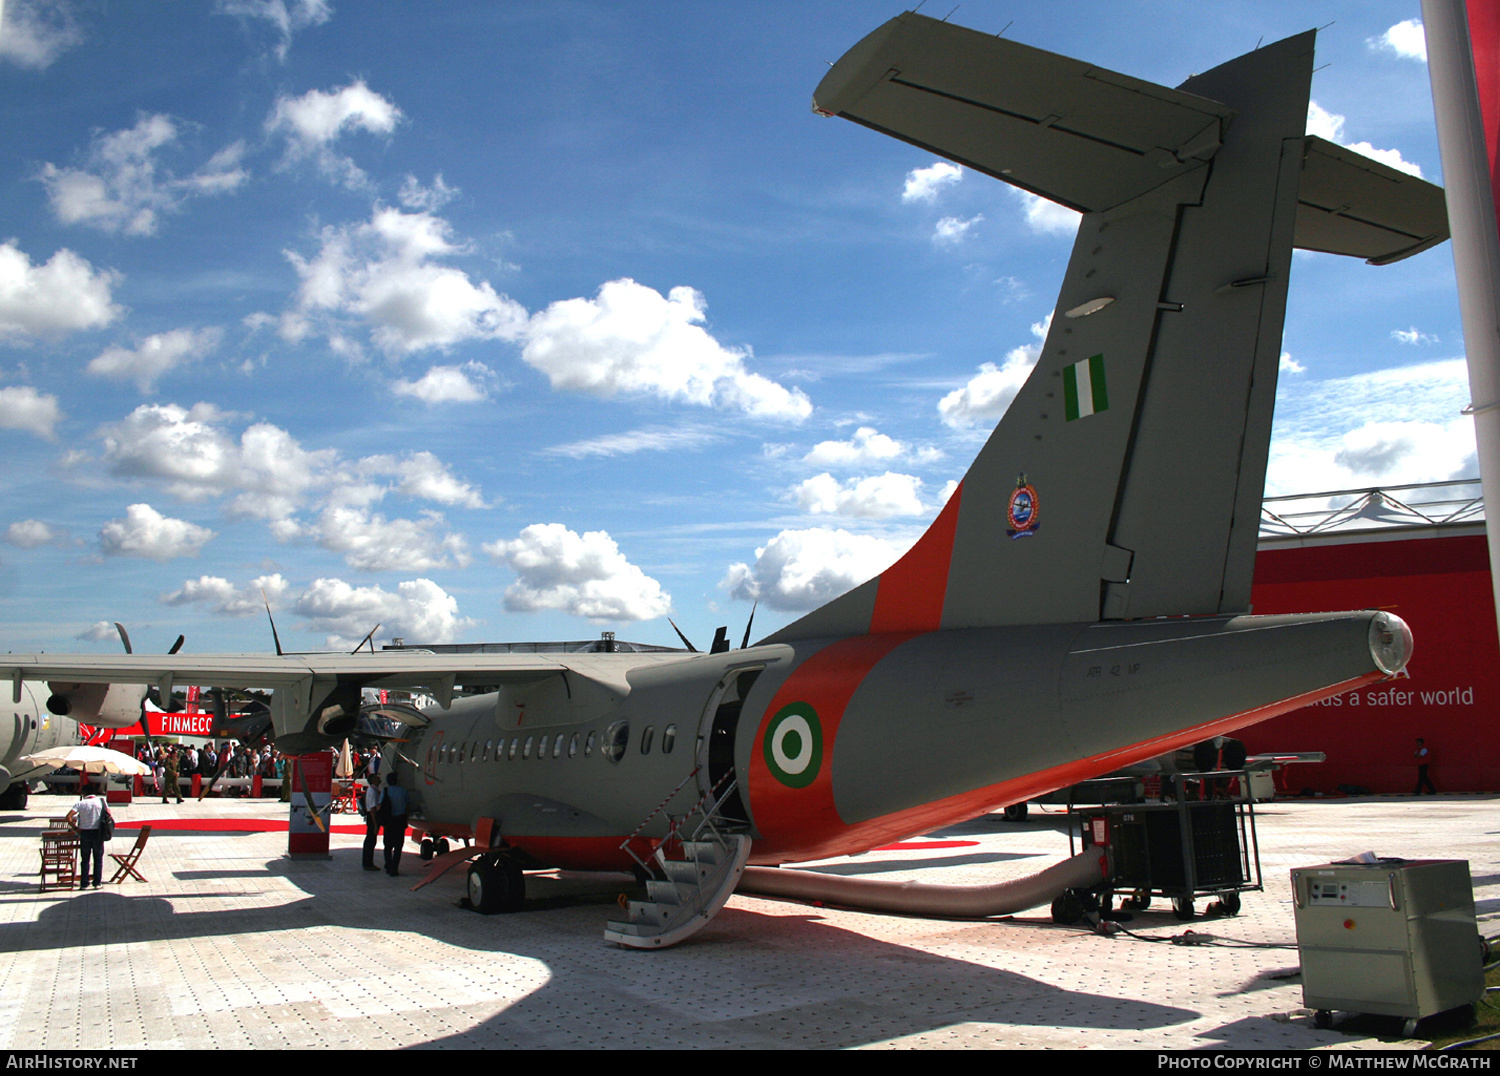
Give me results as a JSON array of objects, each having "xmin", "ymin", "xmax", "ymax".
[{"xmin": 700, "ymin": 667, "xmax": 761, "ymax": 825}]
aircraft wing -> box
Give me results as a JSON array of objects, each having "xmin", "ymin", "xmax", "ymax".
[{"xmin": 3, "ymin": 650, "xmax": 690, "ymax": 711}]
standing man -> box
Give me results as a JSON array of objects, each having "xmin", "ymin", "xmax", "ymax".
[
  {"xmin": 382, "ymin": 774, "xmax": 409, "ymax": 876},
  {"xmin": 66, "ymin": 789, "xmax": 107, "ymax": 889},
  {"xmin": 1414, "ymin": 738, "xmax": 1437, "ymax": 795},
  {"xmin": 361, "ymin": 774, "xmax": 383, "ymax": 871},
  {"xmin": 162, "ymin": 746, "xmax": 183, "ymax": 805}
]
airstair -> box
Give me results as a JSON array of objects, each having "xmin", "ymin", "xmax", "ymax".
[{"xmin": 604, "ymin": 770, "xmax": 751, "ymax": 949}]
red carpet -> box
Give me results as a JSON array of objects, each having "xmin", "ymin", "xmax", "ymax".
[{"xmin": 118, "ymin": 817, "xmax": 372, "ymax": 835}]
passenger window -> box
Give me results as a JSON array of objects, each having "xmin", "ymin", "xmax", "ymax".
[
  {"xmin": 568, "ymin": 733, "xmax": 579, "ymax": 758},
  {"xmin": 553, "ymin": 734, "xmax": 564, "ymax": 758},
  {"xmin": 585, "ymin": 730, "xmax": 596, "ymax": 758},
  {"xmin": 641, "ymin": 726, "xmax": 654, "ymax": 755},
  {"xmin": 603, "ymin": 721, "xmax": 629, "ymax": 763},
  {"xmin": 508, "ymin": 738, "xmax": 518, "ymax": 761},
  {"xmin": 663, "ymin": 725, "xmax": 676, "ymax": 754},
  {"xmin": 523, "ymin": 735, "xmax": 533, "ymax": 760}
]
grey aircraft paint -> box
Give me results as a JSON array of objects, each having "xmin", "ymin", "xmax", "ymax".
[{"xmin": 0, "ymin": 13, "xmax": 1431, "ymax": 923}]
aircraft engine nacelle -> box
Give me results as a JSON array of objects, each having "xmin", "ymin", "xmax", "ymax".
[
  {"xmin": 45, "ymin": 681, "xmax": 148, "ymax": 729},
  {"xmin": 271, "ymin": 680, "xmax": 362, "ymax": 754}
]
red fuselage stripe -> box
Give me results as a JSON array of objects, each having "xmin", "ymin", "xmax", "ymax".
[{"xmin": 747, "ymin": 633, "xmax": 919, "ymax": 853}]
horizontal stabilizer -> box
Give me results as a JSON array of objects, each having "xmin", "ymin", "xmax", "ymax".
[
  {"xmin": 812, "ymin": 12, "xmax": 1234, "ymax": 213},
  {"xmin": 1295, "ymin": 136, "xmax": 1449, "ymax": 264}
]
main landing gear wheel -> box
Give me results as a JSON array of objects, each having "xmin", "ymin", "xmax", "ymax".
[
  {"xmin": 419, "ymin": 838, "xmax": 434, "ymax": 861},
  {"xmin": 1003, "ymin": 803, "xmax": 1028, "ymax": 822},
  {"xmin": 466, "ymin": 855, "xmax": 525, "ymax": 915},
  {"xmin": 1314, "ymin": 1010, "xmax": 1333, "ymax": 1030}
]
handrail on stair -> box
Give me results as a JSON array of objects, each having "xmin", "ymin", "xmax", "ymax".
[{"xmin": 618, "ymin": 766, "xmax": 740, "ymax": 880}]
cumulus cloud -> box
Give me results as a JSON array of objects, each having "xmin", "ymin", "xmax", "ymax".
[
  {"xmin": 282, "ymin": 205, "xmax": 527, "ymax": 354},
  {"xmin": 0, "ymin": 241, "xmax": 121, "ymax": 341},
  {"xmin": 1280, "ymin": 351, "xmax": 1306, "ymax": 375},
  {"xmin": 938, "ymin": 314, "xmax": 1051, "ymax": 429},
  {"xmin": 75, "ymin": 620, "xmax": 117, "ymax": 643},
  {"xmin": 391, "ymin": 361, "xmax": 497, "ymax": 403},
  {"xmin": 793, "ymin": 472, "xmax": 926, "ymax": 519},
  {"xmin": 292, "ymin": 576, "xmax": 475, "ymax": 649},
  {"xmin": 217, "ymin": 0, "xmax": 331, "ymax": 61},
  {"xmin": 1009, "ymin": 188, "xmax": 1081, "ymax": 235},
  {"xmin": 161, "ymin": 572, "xmax": 289, "ymax": 615},
  {"xmin": 902, "ymin": 161, "xmax": 962, "ymax": 203},
  {"xmin": 267, "ymin": 80, "xmax": 401, "ymax": 188},
  {"xmin": 87, "ymin": 327, "xmax": 222, "ymax": 391},
  {"xmin": 1266, "ymin": 358, "xmax": 1476, "ymax": 495},
  {"xmin": 1372, "ymin": 19, "xmax": 1427, "ymax": 63},
  {"xmin": 39, "ymin": 114, "xmax": 247, "ymax": 235},
  {"xmin": 484, "ymin": 523, "xmax": 671, "ymax": 622},
  {"xmin": 803, "ymin": 426, "xmax": 903, "ymax": 468},
  {"xmin": 933, "ymin": 214, "xmax": 982, "ymax": 244},
  {"xmin": 93, "ymin": 402, "xmax": 484, "ymax": 523},
  {"xmin": 303, "ymin": 506, "xmax": 469, "ymax": 573},
  {"xmin": 1307, "ymin": 101, "xmax": 1423, "ymax": 177},
  {"xmin": 5, "ymin": 519, "xmax": 63, "ymax": 547},
  {"xmin": 722, "ymin": 527, "xmax": 908, "ymax": 612},
  {"xmin": 0, "ymin": 385, "xmax": 63, "ymax": 438},
  {"xmin": 0, "ymin": 0, "xmax": 83, "ymax": 69},
  {"xmin": 98, "ymin": 503, "xmax": 215, "ymax": 561},
  {"xmin": 522, "ymin": 278, "xmax": 811, "ymax": 421},
  {"xmin": 356, "ymin": 451, "xmax": 484, "ymax": 509},
  {"xmin": 98, "ymin": 403, "xmax": 330, "ymax": 518}
]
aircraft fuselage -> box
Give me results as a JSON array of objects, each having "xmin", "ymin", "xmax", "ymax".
[{"xmin": 395, "ymin": 608, "xmax": 1406, "ymax": 870}]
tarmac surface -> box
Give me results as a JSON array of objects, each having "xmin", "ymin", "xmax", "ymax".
[{"xmin": 1, "ymin": 790, "xmax": 1496, "ymax": 1050}]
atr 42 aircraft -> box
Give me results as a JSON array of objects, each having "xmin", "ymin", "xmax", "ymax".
[{"xmin": 2, "ymin": 13, "xmax": 1444, "ymax": 945}]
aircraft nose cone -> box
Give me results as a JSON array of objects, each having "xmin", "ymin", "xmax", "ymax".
[{"xmin": 1368, "ymin": 611, "xmax": 1413, "ymax": 676}]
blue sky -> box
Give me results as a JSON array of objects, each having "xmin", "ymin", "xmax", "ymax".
[{"xmin": 0, "ymin": 0, "xmax": 1471, "ymax": 655}]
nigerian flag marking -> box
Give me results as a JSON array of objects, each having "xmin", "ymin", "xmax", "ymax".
[{"xmin": 1063, "ymin": 353, "xmax": 1108, "ymax": 421}]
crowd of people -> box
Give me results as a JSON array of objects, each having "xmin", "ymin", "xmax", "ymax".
[{"xmin": 132, "ymin": 741, "xmax": 290, "ymax": 801}]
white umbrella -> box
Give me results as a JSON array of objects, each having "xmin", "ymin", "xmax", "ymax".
[{"xmin": 18, "ymin": 745, "xmax": 152, "ymax": 776}]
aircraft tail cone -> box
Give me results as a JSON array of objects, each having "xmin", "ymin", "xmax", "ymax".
[
  {"xmin": 1369, "ymin": 611, "xmax": 1413, "ymax": 676},
  {"xmin": 736, "ymin": 847, "xmax": 1106, "ymax": 919}
]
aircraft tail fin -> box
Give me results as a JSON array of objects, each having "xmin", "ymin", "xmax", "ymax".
[{"xmin": 768, "ymin": 14, "xmax": 1444, "ymax": 644}]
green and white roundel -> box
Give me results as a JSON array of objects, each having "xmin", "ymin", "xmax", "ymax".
[{"xmin": 764, "ymin": 702, "xmax": 822, "ymax": 788}]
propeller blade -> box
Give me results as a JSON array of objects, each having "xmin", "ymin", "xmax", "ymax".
[
  {"xmin": 740, "ymin": 600, "xmax": 758, "ymax": 649},
  {"xmin": 351, "ymin": 622, "xmax": 381, "ymax": 655},
  {"xmin": 167, "ymin": 635, "xmax": 185, "ymax": 655},
  {"xmin": 666, "ymin": 617, "xmax": 699, "ymax": 653},
  {"xmin": 261, "ymin": 587, "xmax": 284, "ymax": 657},
  {"xmin": 114, "ymin": 622, "xmax": 133, "ymax": 654}
]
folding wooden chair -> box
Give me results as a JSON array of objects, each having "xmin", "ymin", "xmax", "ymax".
[{"xmin": 108, "ymin": 825, "xmax": 151, "ymax": 885}]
